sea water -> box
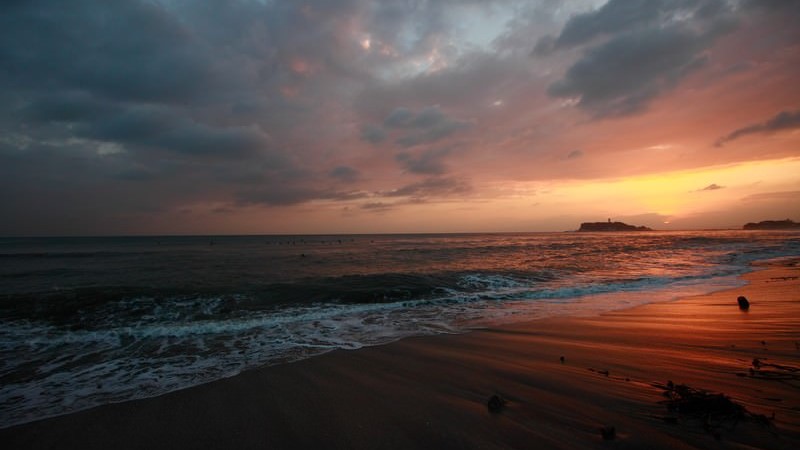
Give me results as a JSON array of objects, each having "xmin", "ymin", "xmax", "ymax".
[{"xmin": 1, "ymin": 230, "xmax": 798, "ymax": 427}]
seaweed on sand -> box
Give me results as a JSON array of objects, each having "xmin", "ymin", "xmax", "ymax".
[
  {"xmin": 748, "ymin": 358, "xmax": 800, "ymax": 383},
  {"xmin": 652, "ymin": 381, "xmax": 775, "ymax": 438}
]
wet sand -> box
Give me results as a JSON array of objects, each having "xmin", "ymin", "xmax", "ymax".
[{"xmin": 3, "ymin": 259, "xmax": 799, "ymax": 449}]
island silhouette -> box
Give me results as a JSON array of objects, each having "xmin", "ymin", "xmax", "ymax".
[
  {"xmin": 578, "ymin": 220, "xmax": 652, "ymax": 232},
  {"xmin": 743, "ymin": 219, "xmax": 800, "ymax": 230}
]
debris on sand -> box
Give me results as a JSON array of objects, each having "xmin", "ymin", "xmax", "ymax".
[
  {"xmin": 653, "ymin": 382, "xmax": 775, "ymax": 437},
  {"xmin": 487, "ymin": 394, "xmax": 506, "ymax": 413},
  {"xmin": 600, "ymin": 425, "xmax": 616, "ymax": 440},
  {"xmin": 747, "ymin": 358, "xmax": 800, "ymax": 381}
]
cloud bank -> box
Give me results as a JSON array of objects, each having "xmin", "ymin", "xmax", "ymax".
[
  {"xmin": 715, "ymin": 109, "xmax": 800, "ymax": 146},
  {"xmin": 0, "ymin": 0, "xmax": 798, "ymax": 234}
]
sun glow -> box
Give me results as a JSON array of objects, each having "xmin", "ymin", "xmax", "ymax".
[{"xmin": 539, "ymin": 157, "xmax": 800, "ymax": 223}]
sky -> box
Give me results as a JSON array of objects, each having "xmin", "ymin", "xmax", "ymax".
[{"xmin": 1, "ymin": 0, "xmax": 799, "ymax": 235}]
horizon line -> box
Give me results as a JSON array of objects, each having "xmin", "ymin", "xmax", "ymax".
[{"xmin": 0, "ymin": 227, "xmax": 775, "ymax": 239}]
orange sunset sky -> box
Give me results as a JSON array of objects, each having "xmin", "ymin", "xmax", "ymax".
[{"xmin": 1, "ymin": 0, "xmax": 798, "ymax": 235}]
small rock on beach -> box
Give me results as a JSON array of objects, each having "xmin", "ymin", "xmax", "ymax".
[
  {"xmin": 737, "ymin": 296, "xmax": 750, "ymax": 310},
  {"xmin": 600, "ymin": 426, "xmax": 616, "ymax": 440},
  {"xmin": 487, "ymin": 394, "xmax": 506, "ymax": 413}
]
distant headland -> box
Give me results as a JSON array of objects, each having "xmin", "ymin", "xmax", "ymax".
[
  {"xmin": 578, "ymin": 221, "xmax": 652, "ymax": 232},
  {"xmin": 743, "ymin": 219, "xmax": 800, "ymax": 230}
]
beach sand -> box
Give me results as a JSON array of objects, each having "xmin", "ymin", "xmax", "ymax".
[{"xmin": 3, "ymin": 259, "xmax": 799, "ymax": 449}]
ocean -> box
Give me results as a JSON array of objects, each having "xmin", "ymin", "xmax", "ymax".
[{"xmin": 1, "ymin": 230, "xmax": 799, "ymax": 427}]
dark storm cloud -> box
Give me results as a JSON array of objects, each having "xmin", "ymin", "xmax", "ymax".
[
  {"xmin": 395, "ymin": 146, "xmax": 457, "ymax": 175},
  {"xmin": 384, "ymin": 108, "xmax": 416, "ymax": 128},
  {"xmin": 236, "ymin": 184, "xmax": 368, "ymax": 207},
  {"xmin": 114, "ymin": 165, "xmax": 159, "ymax": 182},
  {"xmin": 383, "ymin": 106, "xmax": 468, "ymax": 132},
  {"xmin": 360, "ymin": 202, "xmax": 394, "ymax": 212},
  {"xmin": 715, "ymin": 109, "xmax": 800, "ymax": 147},
  {"xmin": 236, "ymin": 185, "xmax": 324, "ymax": 207},
  {"xmin": 541, "ymin": 0, "xmax": 738, "ymax": 117},
  {"xmin": 395, "ymin": 120, "xmax": 469, "ymax": 147},
  {"xmin": 360, "ymin": 124, "xmax": 387, "ymax": 144},
  {"xmin": 76, "ymin": 106, "xmax": 272, "ymax": 158},
  {"xmin": 3, "ymin": 0, "xmax": 523, "ymax": 234},
  {"xmin": 742, "ymin": 0, "xmax": 800, "ymax": 13},
  {"xmin": 363, "ymin": 106, "xmax": 470, "ymax": 147},
  {"xmin": 330, "ymin": 166, "xmax": 362, "ymax": 183},
  {"xmin": 384, "ymin": 177, "xmax": 472, "ymax": 199},
  {"xmin": 548, "ymin": 26, "xmax": 709, "ymax": 117},
  {"xmin": 233, "ymin": 160, "xmax": 370, "ymax": 206},
  {"xmin": 0, "ymin": 0, "xmax": 214, "ymax": 104},
  {"xmin": 22, "ymin": 92, "xmax": 117, "ymax": 123},
  {"xmin": 158, "ymin": 123, "xmax": 271, "ymax": 158},
  {"xmin": 0, "ymin": 0, "xmax": 277, "ymax": 163},
  {"xmin": 0, "ymin": 0, "xmax": 382, "ymax": 230},
  {"xmin": 535, "ymin": 0, "xmax": 665, "ymax": 54},
  {"xmin": 535, "ymin": 0, "xmax": 731, "ymax": 54},
  {"xmin": 0, "ymin": 140, "xmax": 200, "ymax": 234}
]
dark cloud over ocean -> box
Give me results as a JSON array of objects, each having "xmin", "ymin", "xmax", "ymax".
[{"xmin": 1, "ymin": 0, "xmax": 798, "ymax": 234}]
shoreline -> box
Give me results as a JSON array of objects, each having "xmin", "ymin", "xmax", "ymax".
[
  {"xmin": 0, "ymin": 267, "xmax": 752, "ymax": 430},
  {"xmin": 3, "ymin": 258, "xmax": 799, "ymax": 449}
]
